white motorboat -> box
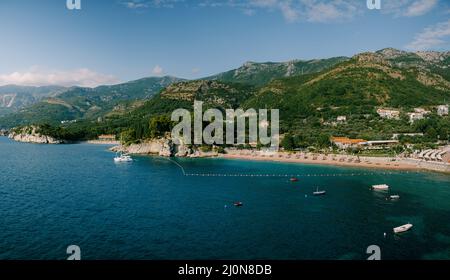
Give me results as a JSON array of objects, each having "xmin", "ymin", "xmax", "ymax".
[
  {"xmin": 372, "ymin": 184, "xmax": 389, "ymax": 191},
  {"xmin": 389, "ymin": 195, "xmax": 400, "ymax": 200},
  {"xmin": 393, "ymin": 223, "xmax": 413, "ymax": 234},
  {"xmin": 313, "ymin": 187, "xmax": 326, "ymax": 196},
  {"xmin": 114, "ymin": 152, "xmax": 133, "ymax": 163}
]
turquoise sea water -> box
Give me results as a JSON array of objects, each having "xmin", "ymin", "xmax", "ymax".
[{"xmin": 0, "ymin": 136, "xmax": 449, "ymax": 260}]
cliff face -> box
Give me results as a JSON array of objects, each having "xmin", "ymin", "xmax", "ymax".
[
  {"xmin": 111, "ymin": 138, "xmax": 174, "ymax": 156},
  {"xmin": 8, "ymin": 126, "xmax": 63, "ymax": 144},
  {"xmin": 110, "ymin": 138, "xmax": 218, "ymax": 158}
]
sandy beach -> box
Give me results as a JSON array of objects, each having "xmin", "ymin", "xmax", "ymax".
[
  {"xmin": 86, "ymin": 140, "xmax": 121, "ymax": 145},
  {"xmin": 221, "ymin": 150, "xmax": 420, "ymax": 171}
]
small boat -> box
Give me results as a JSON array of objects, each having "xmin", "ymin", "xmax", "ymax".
[
  {"xmin": 234, "ymin": 202, "xmax": 243, "ymax": 207},
  {"xmin": 290, "ymin": 177, "xmax": 299, "ymax": 182},
  {"xmin": 388, "ymin": 195, "xmax": 400, "ymax": 200},
  {"xmin": 393, "ymin": 223, "xmax": 413, "ymax": 234},
  {"xmin": 114, "ymin": 152, "xmax": 133, "ymax": 163},
  {"xmin": 372, "ymin": 184, "xmax": 389, "ymax": 191},
  {"xmin": 313, "ymin": 187, "xmax": 326, "ymax": 196}
]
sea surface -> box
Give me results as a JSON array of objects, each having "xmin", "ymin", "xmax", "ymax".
[{"xmin": 0, "ymin": 137, "xmax": 449, "ymax": 260}]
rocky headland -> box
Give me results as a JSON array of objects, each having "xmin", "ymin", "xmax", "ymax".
[
  {"xmin": 8, "ymin": 126, "xmax": 63, "ymax": 144},
  {"xmin": 110, "ymin": 138, "xmax": 219, "ymax": 158}
]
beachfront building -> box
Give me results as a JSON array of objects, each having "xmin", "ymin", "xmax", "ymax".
[
  {"xmin": 360, "ymin": 140, "xmax": 399, "ymax": 150},
  {"xmin": 331, "ymin": 137, "xmax": 366, "ymax": 149},
  {"xmin": 377, "ymin": 108, "xmax": 400, "ymax": 120},
  {"xmin": 98, "ymin": 134, "xmax": 116, "ymax": 141},
  {"xmin": 437, "ymin": 105, "xmax": 449, "ymax": 116}
]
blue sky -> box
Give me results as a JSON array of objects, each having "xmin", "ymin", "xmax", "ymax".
[{"xmin": 0, "ymin": 0, "xmax": 449, "ymax": 87}]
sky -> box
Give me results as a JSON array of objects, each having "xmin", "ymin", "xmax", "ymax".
[{"xmin": 0, "ymin": 0, "xmax": 449, "ymax": 87}]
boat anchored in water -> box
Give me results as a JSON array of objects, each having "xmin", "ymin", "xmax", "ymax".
[
  {"xmin": 290, "ymin": 177, "xmax": 299, "ymax": 182},
  {"xmin": 387, "ymin": 195, "xmax": 400, "ymax": 200},
  {"xmin": 313, "ymin": 187, "xmax": 326, "ymax": 196},
  {"xmin": 393, "ymin": 223, "xmax": 413, "ymax": 234},
  {"xmin": 372, "ymin": 184, "xmax": 389, "ymax": 191},
  {"xmin": 114, "ymin": 152, "xmax": 133, "ymax": 163}
]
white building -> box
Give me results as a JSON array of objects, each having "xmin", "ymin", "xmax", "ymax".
[
  {"xmin": 392, "ymin": 133, "xmax": 424, "ymax": 139},
  {"xmin": 377, "ymin": 109, "xmax": 400, "ymax": 120},
  {"xmin": 408, "ymin": 112, "xmax": 425, "ymax": 123},
  {"xmin": 437, "ymin": 105, "xmax": 449, "ymax": 116},
  {"xmin": 407, "ymin": 109, "xmax": 430, "ymax": 123},
  {"xmin": 413, "ymin": 108, "xmax": 430, "ymax": 114},
  {"xmin": 336, "ymin": 116, "xmax": 347, "ymax": 122}
]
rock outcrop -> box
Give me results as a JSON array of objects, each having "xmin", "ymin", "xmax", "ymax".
[
  {"xmin": 111, "ymin": 137, "xmax": 218, "ymax": 158},
  {"xmin": 8, "ymin": 126, "xmax": 63, "ymax": 144},
  {"xmin": 111, "ymin": 138, "xmax": 174, "ymax": 156}
]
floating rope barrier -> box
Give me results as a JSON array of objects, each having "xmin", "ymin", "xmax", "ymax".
[
  {"xmin": 166, "ymin": 159, "xmax": 419, "ymax": 178},
  {"xmin": 167, "ymin": 158, "xmax": 187, "ymax": 176},
  {"xmin": 182, "ymin": 171, "xmax": 416, "ymax": 177}
]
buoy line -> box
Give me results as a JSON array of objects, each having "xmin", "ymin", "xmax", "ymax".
[{"xmin": 167, "ymin": 158, "xmax": 187, "ymax": 175}]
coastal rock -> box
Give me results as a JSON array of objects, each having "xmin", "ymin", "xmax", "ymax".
[
  {"xmin": 159, "ymin": 139, "xmax": 173, "ymax": 157},
  {"xmin": 110, "ymin": 138, "xmax": 218, "ymax": 158},
  {"xmin": 174, "ymin": 143, "xmax": 192, "ymax": 157},
  {"xmin": 8, "ymin": 126, "xmax": 63, "ymax": 144},
  {"xmin": 0, "ymin": 129, "xmax": 8, "ymax": 136},
  {"xmin": 111, "ymin": 138, "xmax": 175, "ymax": 157}
]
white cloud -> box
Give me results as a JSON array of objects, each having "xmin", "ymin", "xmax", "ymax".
[
  {"xmin": 0, "ymin": 67, "xmax": 120, "ymax": 87},
  {"xmin": 404, "ymin": 0, "xmax": 438, "ymax": 16},
  {"xmin": 121, "ymin": 0, "xmax": 182, "ymax": 9},
  {"xmin": 300, "ymin": 0, "xmax": 359, "ymax": 23},
  {"xmin": 406, "ymin": 19, "xmax": 450, "ymax": 50},
  {"xmin": 383, "ymin": 0, "xmax": 438, "ymax": 17},
  {"xmin": 279, "ymin": 1, "xmax": 298, "ymax": 22},
  {"xmin": 122, "ymin": 0, "xmax": 439, "ymax": 21},
  {"xmin": 152, "ymin": 65, "xmax": 164, "ymax": 76},
  {"xmin": 192, "ymin": 68, "xmax": 200, "ymax": 74},
  {"xmin": 124, "ymin": 1, "xmax": 149, "ymax": 9},
  {"xmin": 134, "ymin": 0, "xmax": 361, "ymax": 22}
]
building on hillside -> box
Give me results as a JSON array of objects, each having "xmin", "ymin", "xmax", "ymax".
[
  {"xmin": 377, "ymin": 108, "xmax": 400, "ymax": 120},
  {"xmin": 61, "ymin": 120, "xmax": 77, "ymax": 124},
  {"xmin": 437, "ymin": 105, "xmax": 448, "ymax": 116},
  {"xmin": 406, "ymin": 108, "xmax": 430, "ymax": 123},
  {"xmin": 331, "ymin": 137, "xmax": 366, "ymax": 149},
  {"xmin": 98, "ymin": 134, "xmax": 116, "ymax": 141},
  {"xmin": 392, "ymin": 133, "xmax": 424, "ymax": 139},
  {"xmin": 336, "ymin": 116, "xmax": 347, "ymax": 122},
  {"xmin": 407, "ymin": 112, "xmax": 425, "ymax": 123},
  {"xmin": 413, "ymin": 108, "xmax": 430, "ymax": 114}
]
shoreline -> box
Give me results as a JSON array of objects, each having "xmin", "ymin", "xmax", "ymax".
[
  {"xmin": 85, "ymin": 140, "xmax": 120, "ymax": 145},
  {"xmin": 220, "ymin": 152, "xmax": 421, "ymax": 172},
  {"xmin": 2, "ymin": 136, "xmax": 448, "ymax": 173}
]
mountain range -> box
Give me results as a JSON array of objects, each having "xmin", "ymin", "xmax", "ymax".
[
  {"xmin": 0, "ymin": 48, "xmax": 449, "ymax": 130},
  {"xmin": 0, "ymin": 85, "xmax": 67, "ymax": 116}
]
